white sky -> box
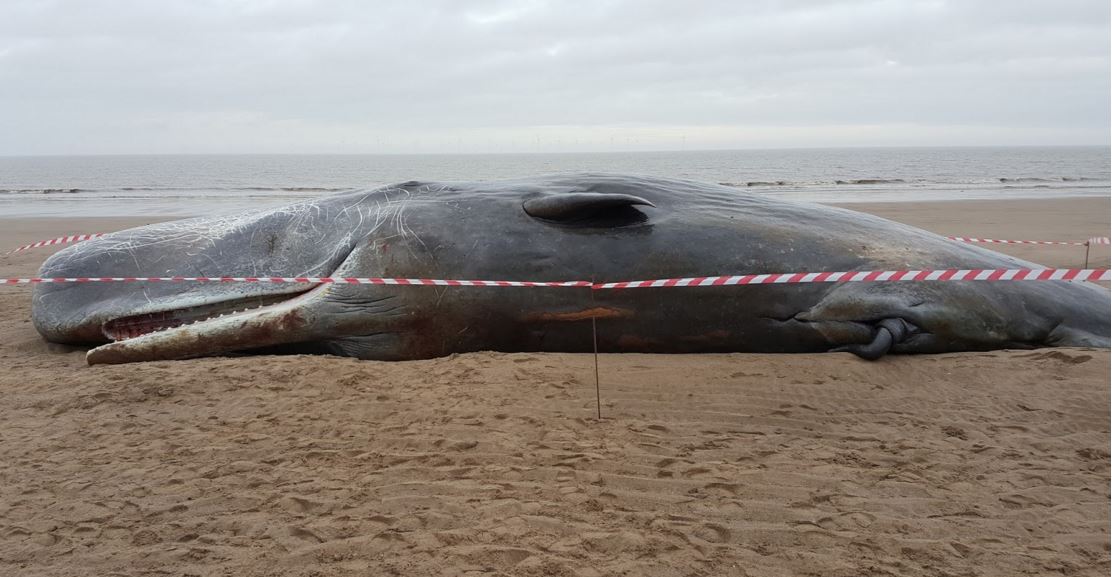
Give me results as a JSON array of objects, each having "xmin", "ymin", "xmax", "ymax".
[{"xmin": 0, "ymin": 0, "xmax": 1108, "ymax": 154}]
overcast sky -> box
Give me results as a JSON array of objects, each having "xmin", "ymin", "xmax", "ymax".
[{"xmin": 0, "ymin": 0, "xmax": 1108, "ymax": 155}]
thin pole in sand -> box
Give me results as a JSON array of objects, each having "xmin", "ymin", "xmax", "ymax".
[
  {"xmin": 590, "ymin": 282, "xmax": 602, "ymax": 420},
  {"xmin": 1084, "ymin": 241, "xmax": 1091, "ymax": 269}
]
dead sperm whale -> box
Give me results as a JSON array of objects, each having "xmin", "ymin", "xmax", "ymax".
[{"xmin": 31, "ymin": 174, "xmax": 1110, "ymax": 365}]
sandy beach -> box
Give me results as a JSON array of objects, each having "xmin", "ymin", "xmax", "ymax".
[{"xmin": 0, "ymin": 197, "xmax": 1108, "ymax": 576}]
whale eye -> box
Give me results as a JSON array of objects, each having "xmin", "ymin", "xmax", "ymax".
[{"xmin": 523, "ymin": 192, "xmax": 655, "ymax": 228}]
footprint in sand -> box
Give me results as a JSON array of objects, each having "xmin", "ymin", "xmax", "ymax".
[
  {"xmin": 815, "ymin": 511, "xmax": 876, "ymax": 530},
  {"xmin": 130, "ymin": 529, "xmax": 161, "ymax": 546},
  {"xmin": 681, "ymin": 467, "xmax": 713, "ymax": 478},
  {"xmin": 701, "ymin": 482, "xmax": 741, "ymax": 497},
  {"xmin": 1076, "ymin": 447, "xmax": 1110, "ymax": 461},
  {"xmin": 692, "ymin": 523, "xmax": 731, "ymax": 543},
  {"xmin": 287, "ymin": 526, "xmax": 325, "ymax": 544},
  {"xmin": 1016, "ymin": 350, "xmax": 1093, "ymax": 364},
  {"xmin": 555, "ymin": 469, "xmax": 583, "ymax": 496}
]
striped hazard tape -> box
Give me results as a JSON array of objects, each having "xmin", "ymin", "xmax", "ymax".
[
  {"xmin": 3, "ymin": 268, "xmax": 1108, "ymax": 288},
  {"xmin": 946, "ymin": 236, "xmax": 1110, "ymax": 246},
  {"xmin": 3, "ymin": 233, "xmax": 105, "ymax": 255},
  {"xmin": 5, "ymin": 233, "xmax": 1110, "ymax": 256},
  {"xmin": 591, "ymin": 268, "xmax": 1110, "ymax": 289}
]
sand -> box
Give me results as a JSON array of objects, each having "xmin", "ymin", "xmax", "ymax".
[{"xmin": 0, "ymin": 198, "xmax": 1108, "ymax": 576}]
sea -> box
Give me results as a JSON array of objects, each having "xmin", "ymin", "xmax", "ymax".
[{"xmin": 0, "ymin": 146, "xmax": 1108, "ymax": 217}]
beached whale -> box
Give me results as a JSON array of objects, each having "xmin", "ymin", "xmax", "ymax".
[{"xmin": 31, "ymin": 174, "xmax": 1110, "ymax": 365}]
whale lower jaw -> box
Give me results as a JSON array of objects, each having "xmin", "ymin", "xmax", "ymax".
[
  {"xmin": 100, "ymin": 291, "xmax": 307, "ymax": 342},
  {"xmin": 86, "ymin": 285, "xmax": 327, "ymax": 365}
]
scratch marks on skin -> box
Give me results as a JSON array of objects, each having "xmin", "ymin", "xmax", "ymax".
[
  {"xmin": 463, "ymin": 239, "xmax": 480, "ymax": 261},
  {"xmin": 199, "ymin": 253, "xmax": 223, "ymax": 273},
  {"xmin": 53, "ymin": 209, "xmax": 271, "ymax": 268},
  {"xmin": 354, "ymin": 184, "xmax": 450, "ymax": 263},
  {"xmin": 44, "ymin": 184, "xmax": 454, "ymax": 286},
  {"xmin": 378, "ymin": 185, "xmax": 429, "ymax": 258},
  {"xmin": 41, "ymin": 182, "xmax": 437, "ymax": 348},
  {"xmin": 337, "ymin": 195, "xmax": 369, "ymax": 248}
]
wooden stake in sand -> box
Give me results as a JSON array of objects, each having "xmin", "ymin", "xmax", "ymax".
[
  {"xmin": 592, "ymin": 313, "xmax": 601, "ymax": 420},
  {"xmin": 590, "ymin": 282, "xmax": 602, "ymax": 420},
  {"xmin": 1084, "ymin": 241, "xmax": 1091, "ymax": 269}
]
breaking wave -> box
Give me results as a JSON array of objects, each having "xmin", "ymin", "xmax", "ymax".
[
  {"xmin": 0, "ymin": 186, "xmax": 354, "ymax": 196},
  {"xmin": 716, "ymin": 176, "xmax": 1107, "ymax": 189}
]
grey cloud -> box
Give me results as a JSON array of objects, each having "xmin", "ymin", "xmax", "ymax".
[{"xmin": 0, "ymin": 0, "xmax": 1107, "ymax": 154}]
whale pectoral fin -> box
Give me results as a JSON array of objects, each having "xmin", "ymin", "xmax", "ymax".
[
  {"xmin": 836, "ymin": 318, "xmax": 916, "ymax": 360},
  {"xmin": 523, "ymin": 192, "xmax": 655, "ymax": 226}
]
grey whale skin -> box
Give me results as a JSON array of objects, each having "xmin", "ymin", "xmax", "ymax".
[{"xmin": 31, "ymin": 174, "xmax": 1110, "ymax": 365}]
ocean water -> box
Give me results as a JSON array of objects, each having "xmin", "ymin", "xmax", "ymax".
[{"xmin": 0, "ymin": 146, "xmax": 1108, "ymax": 217}]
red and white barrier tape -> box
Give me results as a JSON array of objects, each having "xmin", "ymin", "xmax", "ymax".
[
  {"xmin": 946, "ymin": 236, "xmax": 1110, "ymax": 246},
  {"xmin": 4, "ymin": 233, "xmax": 1110, "ymax": 256},
  {"xmin": 3, "ymin": 268, "xmax": 1108, "ymax": 288},
  {"xmin": 3, "ymin": 233, "xmax": 105, "ymax": 255},
  {"xmin": 592, "ymin": 268, "xmax": 1109, "ymax": 289}
]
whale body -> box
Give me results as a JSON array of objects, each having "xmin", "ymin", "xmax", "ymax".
[{"xmin": 30, "ymin": 174, "xmax": 1110, "ymax": 364}]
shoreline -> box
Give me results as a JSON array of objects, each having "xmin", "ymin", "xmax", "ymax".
[{"xmin": 2, "ymin": 191, "xmax": 1109, "ymax": 219}]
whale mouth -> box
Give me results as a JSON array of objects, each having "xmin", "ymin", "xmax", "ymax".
[
  {"xmin": 84, "ymin": 240, "xmax": 361, "ymax": 365},
  {"xmin": 86, "ymin": 283, "xmax": 331, "ymax": 365},
  {"xmin": 86, "ymin": 284, "xmax": 329, "ymax": 366},
  {"xmin": 100, "ymin": 291, "xmax": 310, "ymax": 342}
]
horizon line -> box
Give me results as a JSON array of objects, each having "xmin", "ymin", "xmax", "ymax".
[{"xmin": 2, "ymin": 143, "xmax": 1110, "ymax": 158}]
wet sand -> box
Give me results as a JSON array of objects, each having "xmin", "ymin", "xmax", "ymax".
[{"xmin": 0, "ymin": 197, "xmax": 1108, "ymax": 576}]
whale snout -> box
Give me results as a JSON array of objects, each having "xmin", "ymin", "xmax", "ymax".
[{"xmin": 31, "ymin": 205, "xmax": 366, "ymax": 354}]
